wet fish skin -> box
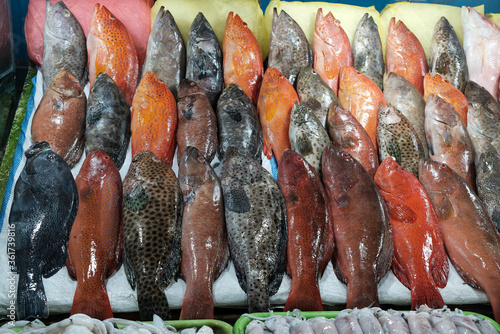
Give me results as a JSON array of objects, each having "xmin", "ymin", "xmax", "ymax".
[
  {"xmin": 9, "ymin": 142, "xmax": 78, "ymax": 320},
  {"xmin": 220, "ymin": 147, "xmax": 287, "ymax": 313},
  {"xmin": 476, "ymin": 146, "xmax": 500, "ymax": 232},
  {"xmin": 122, "ymin": 151, "xmax": 183, "ymax": 320},
  {"xmin": 143, "ymin": 7, "xmax": 186, "ymax": 100},
  {"xmin": 85, "ymin": 72, "xmax": 130, "ymax": 170},
  {"xmin": 41, "ymin": 0, "xmax": 87, "ymax": 92},
  {"xmin": 216, "ymin": 84, "xmax": 262, "ymax": 163}
]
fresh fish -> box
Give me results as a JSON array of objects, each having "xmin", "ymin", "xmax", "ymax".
[
  {"xmin": 186, "ymin": 12, "xmax": 223, "ymax": 107},
  {"xmin": 268, "ymin": 8, "xmax": 312, "ymax": 86},
  {"xmin": 375, "ymin": 157, "xmax": 448, "ymax": 309},
  {"xmin": 9, "ymin": 142, "xmax": 78, "ymax": 320},
  {"xmin": 334, "ymin": 311, "xmax": 363, "ymax": 334},
  {"xmin": 383, "ymin": 72, "xmax": 428, "ymax": 158},
  {"xmin": 223, "ymin": 12, "xmax": 263, "ymax": 105},
  {"xmin": 462, "ymin": 7, "xmax": 500, "ymax": 100},
  {"xmin": 122, "ymin": 151, "xmax": 183, "ymax": 320},
  {"xmin": 176, "ymin": 79, "xmax": 218, "ymax": 163},
  {"xmin": 352, "ymin": 13, "xmax": 384, "ymax": 90},
  {"xmin": 85, "ymin": 72, "xmax": 130, "ymax": 170},
  {"xmin": 178, "ymin": 147, "xmax": 228, "ymax": 320},
  {"xmin": 87, "ymin": 4, "xmax": 139, "ymax": 105},
  {"xmin": 327, "ymin": 103, "xmax": 379, "ymax": 179},
  {"xmin": 277, "ymin": 149, "xmax": 333, "ymax": 311},
  {"xmin": 429, "ymin": 17, "xmax": 468, "ymax": 92},
  {"xmin": 289, "ymin": 103, "xmax": 332, "ymax": 175},
  {"xmin": 220, "ymin": 147, "xmax": 286, "ymax": 312},
  {"xmin": 377, "ymin": 310, "xmax": 410, "ymax": 334},
  {"xmin": 419, "ymin": 159, "xmax": 500, "ymax": 322},
  {"xmin": 296, "ymin": 66, "xmax": 339, "ymax": 127},
  {"xmin": 41, "ymin": 0, "xmax": 86, "ymax": 92},
  {"xmin": 131, "ymin": 71, "xmax": 177, "ymax": 166},
  {"xmin": 386, "ymin": 18, "xmax": 428, "ymax": 96},
  {"xmin": 142, "ymin": 7, "xmax": 186, "ymax": 100},
  {"xmin": 313, "ymin": 8, "xmax": 353, "ymax": 94},
  {"xmin": 476, "ymin": 146, "xmax": 500, "ymax": 232},
  {"xmin": 352, "ymin": 308, "xmax": 384, "ymax": 334},
  {"xmin": 257, "ymin": 67, "xmax": 299, "ymax": 162},
  {"xmin": 67, "ymin": 149, "xmax": 122, "ymax": 320},
  {"xmin": 377, "ymin": 104, "xmax": 426, "ymax": 177},
  {"xmin": 425, "ymin": 94, "xmax": 476, "ymax": 191},
  {"xmin": 31, "ymin": 69, "xmax": 86, "ymax": 169},
  {"xmin": 216, "ymin": 84, "xmax": 262, "ymax": 163},
  {"xmin": 322, "ymin": 146, "xmax": 393, "ymax": 308}
]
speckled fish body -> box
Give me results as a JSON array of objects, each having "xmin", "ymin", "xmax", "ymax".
[
  {"xmin": 9, "ymin": 142, "xmax": 78, "ymax": 320},
  {"xmin": 352, "ymin": 13, "xmax": 384, "ymax": 90},
  {"xmin": 67, "ymin": 149, "xmax": 122, "ymax": 320},
  {"xmin": 31, "ymin": 69, "xmax": 86, "ymax": 169},
  {"xmin": 220, "ymin": 147, "xmax": 287, "ymax": 313},
  {"xmin": 425, "ymin": 94, "xmax": 476, "ymax": 191},
  {"xmin": 377, "ymin": 104, "xmax": 426, "ymax": 177},
  {"xmin": 268, "ymin": 8, "xmax": 312, "ymax": 86},
  {"xmin": 322, "ymin": 146, "xmax": 393, "ymax": 309},
  {"xmin": 143, "ymin": 7, "xmax": 185, "ymax": 100},
  {"xmin": 429, "ymin": 17, "xmax": 468, "ymax": 92},
  {"xmin": 176, "ymin": 79, "xmax": 218, "ymax": 163},
  {"xmin": 85, "ymin": 73, "xmax": 130, "ymax": 170},
  {"xmin": 216, "ymin": 84, "xmax": 262, "ymax": 163},
  {"xmin": 186, "ymin": 12, "xmax": 223, "ymax": 107},
  {"xmin": 41, "ymin": 0, "xmax": 87, "ymax": 92},
  {"xmin": 327, "ymin": 103, "xmax": 379, "ymax": 179},
  {"xmin": 296, "ymin": 66, "xmax": 339, "ymax": 127},
  {"xmin": 476, "ymin": 146, "xmax": 500, "ymax": 232},
  {"xmin": 419, "ymin": 159, "xmax": 500, "ymax": 322},
  {"xmin": 277, "ymin": 150, "xmax": 333, "ymax": 312},
  {"xmin": 178, "ymin": 147, "xmax": 228, "ymax": 320},
  {"xmin": 122, "ymin": 151, "xmax": 183, "ymax": 320}
]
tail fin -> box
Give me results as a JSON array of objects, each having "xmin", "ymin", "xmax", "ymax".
[
  {"xmin": 411, "ymin": 283, "xmax": 444, "ymax": 310},
  {"xmin": 247, "ymin": 279, "xmax": 269, "ymax": 313},
  {"xmin": 284, "ymin": 280, "xmax": 323, "ymax": 312},
  {"xmin": 17, "ymin": 271, "xmax": 48, "ymax": 320},
  {"xmin": 346, "ymin": 281, "xmax": 380, "ymax": 309},
  {"xmin": 70, "ymin": 282, "xmax": 113, "ymax": 320},
  {"xmin": 180, "ymin": 283, "xmax": 214, "ymax": 320},
  {"xmin": 137, "ymin": 285, "xmax": 170, "ymax": 321}
]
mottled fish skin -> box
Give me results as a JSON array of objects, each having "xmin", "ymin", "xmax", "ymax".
[
  {"xmin": 31, "ymin": 69, "xmax": 86, "ymax": 169},
  {"xmin": 122, "ymin": 151, "xmax": 183, "ymax": 320},
  {"xmin": 289, "ymin": 103, "xmax": 332, "ymax": 176},
  {"xmin": 296, "ymin": 66, "xmax": 339, "ymax": 127},
  {"xmin": 178, "ymin": 147, "xmax": 228, "ymax": 320},
  {"xmin": 176, "ymin": 79, "xmax": 218, "ymax": 163},
  {"xmin": 429, "ymin": 17, "xmax": 468, "ymax": 93},
  {"xmin": 85, "ymin": 73, "xmax": 130, "ymax": 170},
  {"xmin": 41, "ymin": 0, "xmax": 87, "ymax": 92},
  {"xmin": 377, "ymin": 104, "xmax": 426, "ymax": 177},
  {"xmin": 142, "ymin": 7, "xmax": 186, "ymax": 100},
  {"xmin": 383, "ymin": 72, "xmax": 428, "ymax": 158},
  {"xmin": 216, "ymin": 84, "xmax": 262, "ymax": 163},
  {"xmin": 268, "ymin": 8, "xmax": 312, "ymax": 86},
  {"xmin": 476, "ymin": 146, "xmax": 500, "ymax": 232},
  {"xmin": 220, "ymin": 147, "xmax": 287, "ymax": 313},
  {"xmin": 186, "ymin": 12, "xmax": 224, "ymax": 108},
  {"xmin": 9, "ymin": 142, "xmax": 78, "ymax": 320},
  {"xmin": 352, "ymin": 13, "xmax": 384, "ymax": 91}
]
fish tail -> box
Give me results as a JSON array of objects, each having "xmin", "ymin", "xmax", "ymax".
[
  {"xmin": 180, "ymin": 283, "xmax": 214, "ymax": 320},
  {"xmin": 346, "ymin": 280, "xmax": 380, "ymax": 309},
  {"xmin": 410, "ymin": 283, "xmax": 444, "ymax": 310},
  {"xmin": 283, "ymin": 280, "xmax": 323, "ymax": 312},
  {"xmin": 137, "ymin": 284, "xmax": 170, "ymax": 321},
  {"xmin": 247, "ymin": 279, "xmax": 269, "ymax": 313},
  {"xmin": 70, "ymin": 282, "xmax": 113, "ymax": 320},
  {"xmin": 17, "ymin": 270, "xmax": 48, "ymax": 320}
]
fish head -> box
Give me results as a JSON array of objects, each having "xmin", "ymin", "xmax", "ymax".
[
  {"xmin": 425, "ymin": 95, "xmax": 460, "ymax": 127},
  {"xmin": 432, "ymin": 17, "xmax": 453, "ymax": 41},
  {"xmin": 78, "ymin": 149, "xmax": 116, "ymax": 182},
  {"xmin": 272, "ymin": 8, "xmax": 296, "ymax": 33},
  {"xmin": 177, "ymin": 79, "xmax": 205, "ymax": 98},
  {"xmin": 224, "ymin": 12, "xmax": 252, "ymax": 48},
  {"xmin": 322, "ymin": 145, "xmax": 363, "ymax": 186},
  {"xmin": 24, "ymin": 142, "xmax": 67, "ymax": 180},
  {"xmin": 90, "ymin": 4, "xmax": 125, "ymax": 38},
  {"xmin": 178, "ymin": 146, "xmax": 214, "ymax": 195},
  {"xmin": 260, "ymin": 67, "xmax": 289, "ymax": 94},
  {"xmin": 378, "ymin": 104, "xmax": 404, "ymax": 128},
  {"xmin": 477, "ymin": 145, "xmax": 500, "ymax": 176},
  {"xmin": 315, "ymin": 8, "xmax": 341, "ymax": 42},
  {"xmin": 45, "ymin": 1, "xmax": 78, "ymax": 40},
  {"xmin": 339, "ymin": 66, "xmax": 370, "ymax": 96},
  {"xmin": 296, "ymin": 66, "xmax": 320, "ymax": 91},
  {"xmin": 465, "ymin": 81, "xmax": 500, "ymax": 115},
  {"xmin": 151, "ymin": 8, "xmax": 178, "ymax": 42},
  {"xmin": 327, "ymin": 103, "xmax": 363, "ymax": 148},
  {"xmin": 374, "ymin": 156, "xmax": 412, "ymax": 197},
  {"xmin": 189, "ymin": 12, "xmax": 217, "ymax": 42},
  {"xmin": 462, "ymin": 6, "xmax": 500, "ymax": 36},
  {"xmin": 418, "ymin": 159, "xmax": 454, "ymax": 193},
  {"xmin": 386, "ymin": 18, "xmax": 414, "ymax": 54},
  {"xmin": 355, "ymin": 13, "xmax": 378, "ymax": 41},
  {"xmin": 49, "ymin": 69, "xmax": 84, "ymax": 98},
  {"xmin": 290, "ymin": 103, "xmax": 311, "ymax": 126},
  {"xmin": 127, "ymin": 151, "xmax": 166, "ymax": 186},
  {"xmin": 278, "ymin": 149, "xmax": 317, "ymax": 187}
]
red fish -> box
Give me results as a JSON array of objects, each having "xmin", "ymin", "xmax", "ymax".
[{"xmin": 424, "ymin": 73, "xmax": 468, "ymax": 125}]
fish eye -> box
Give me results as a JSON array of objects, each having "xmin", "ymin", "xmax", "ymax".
[
  {"xmin": 170, "ymin": 22, "xmax": 175, "ymax": 28},
  {"xmin": 297, "ymin": 156, "xmax": 303, "ymax": 161},
  {"xmin": 152, "ymin": 156, "xmax": 161, "ymax": 162},
  {"xmin": 243, "ymin": 22, "xmax": 248, "ymax": 27},
  {"xmin": 63, "ymin": 9, "xmax": 71, "ymax": 17},
  {"xmin": 396, "ymin": 109, "xmax": 401, "ymax": 114},
  {"xmin": 440, "ymin": 163, "xmax": 446, "ymax": 168},
  {"xmin": 110, "ymin": 14, "xmax": 115, "ymax": 20},
  {"xmin": 341, "ymin": 152, "xmax": 350, "ymax": 158},
  {"xmin": 48, "ymin": 154, "xmax": 56, "ymax": 162},
  {"xmin": 197, "ymin": 156, "xmax": 205, "ymax": 163},
  {"xmin": 307, "ymin": 108, "xmax": 312, "ymax": 112},
  {"xmin": 104, "ymin": 156, "xmax": 109, "ymax": 160},
  {"xmin": 311, "ymin": 70, "xmax": 317, "ymax": 75}
]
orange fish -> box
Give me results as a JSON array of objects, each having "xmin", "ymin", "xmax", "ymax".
[
  {"xmin": 374, "ymin": 157, "xmax": 449, "ymax": 310},
  {"xmin": 257, "ymin": 67, "xmax": 299, "ymax": 162},
  {"xmin": 424, "ymin": 73, "xmax": 468, "ymax": 125},
  {"xmin": 223, "ymin": 12, "xmax": 263, "ymax": 105},
  {"xmin": 338, "ymin": 66, "xmax": 386, "ymax": 151},
  {"xmin": 67, "ymin": 149, "xmax": 123, "ymax": 320},
  {"xmin": 131, "ymin": 71, "xmax": 177, "ymax": 165},
  {"xmin": 313, "ymin": 8, "xmax": 353, "ymax": 94},
  {"xmin": 87, "ymin": 4, "xmax": 139, "ymax": 105},
  {"xmin": 386, "ymin": 18, "xmax": 428, "ymax": 96}
]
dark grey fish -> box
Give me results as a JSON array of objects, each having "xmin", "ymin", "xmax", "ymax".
[
  {"xmin": 122, "ymin": 151, "xmax": 183, "ymax": 320},
  {"xmin": 143, "ymin": 7, "xmax": 186, "ymax": 99},
  {"xmin": 85, "ymin": 73, "xmax": 130, "ymax": 170},
  {"xmin": 268, "ymin": 8, "xmax": 313, "ymax": 86},
  {"xmin": 41, "ymin": 0, "xmax": 87, "ymax": 92},
  {"xmin": 477, "ymin": 145, "xmax": 500, "ymax": 232},
  {"xmin": 216, "ymin": 84, "xmax": 262, "ymax": 163},
  {"xmin": 185, "ymin": 12, "xmax": 223, "ymax": 107},
  {"xmin": 220, "ymin": 147, "xmax": 286, "ymax": 313},
  {"xmin": 352, "ymin": 13, "xmax": 384, "ymax": 90},
  {"xmin": 429, "ymin": 17, "xmax": 468, "ymax": 92},
  {"xmin": 9, "ymin": 142, "xmax": 78, "ymax": 320}
]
